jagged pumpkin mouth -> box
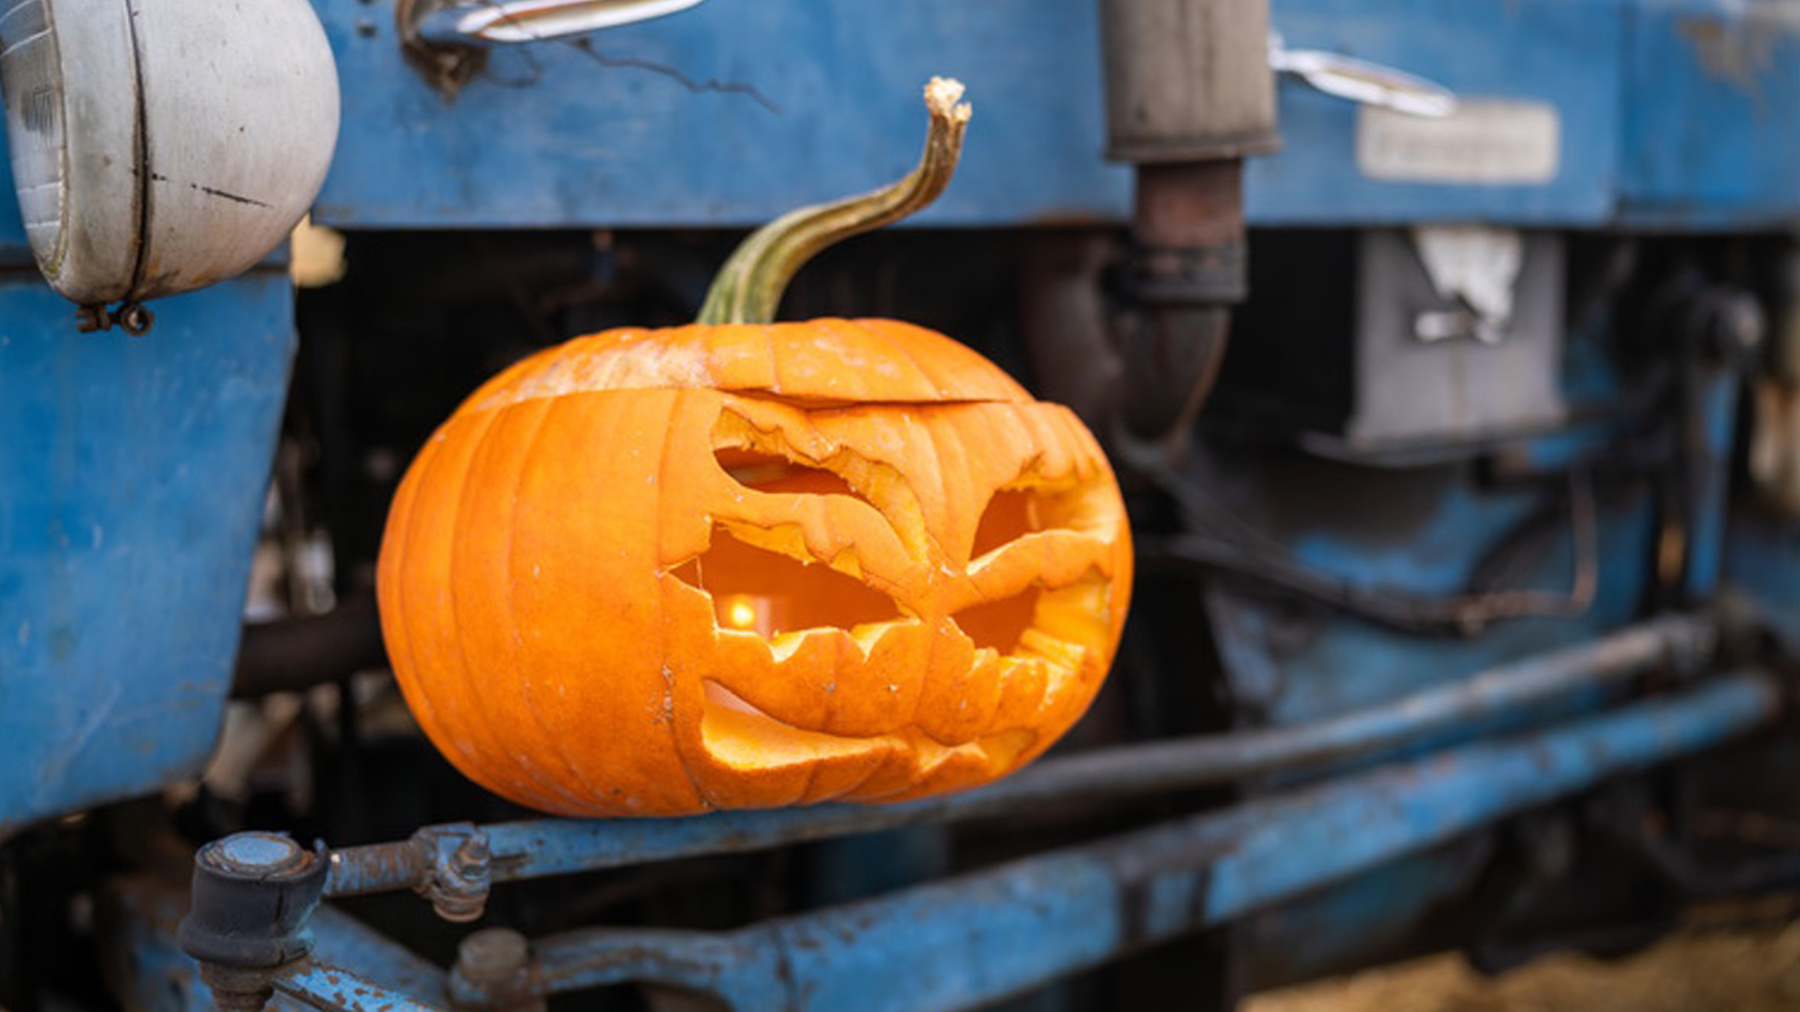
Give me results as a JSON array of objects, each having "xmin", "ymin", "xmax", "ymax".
[
  {"xmin": 660, "ymin": 406, "xmax": 1117, "ymax": 773},
  {"xmin": 669, "ymin": 530, "xmax": 1109, "ymax": 762}
]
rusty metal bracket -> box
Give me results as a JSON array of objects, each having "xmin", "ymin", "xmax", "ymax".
[{"xmin": 327, "ymin": 823, "xmax": 493, "ymax": 922}]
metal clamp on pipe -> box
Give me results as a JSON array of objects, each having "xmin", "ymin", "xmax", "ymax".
[{"xmin": 1121, "ymin": 235, "xmax": 1249, "ymax": 307}]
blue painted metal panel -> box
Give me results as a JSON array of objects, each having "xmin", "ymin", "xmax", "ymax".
[
  {"xmin": 1619, "ymin": 0, "xmax": 1800, "ymax": 226},
  {"xmin": 311, "ymin": 0, "xmax": 1129, "ymax": 228},
  {"xmin": 1251, "ymin": 0, "xmax": 1621, "ymax": 226},
  {"xmin": 1204, "ymin": 466, "xmax": 1654, "ymax": 725},
  {"xmin": 0, "ymin": 1, "xmax": 1785, "ymax": 233},
  {"xmin": 0, "ymin": 274, "xmax": 295, "ymax": 838},
  {"xmin": 307, "ymin": 0, "xmax": 1642, "ymax": 229}
]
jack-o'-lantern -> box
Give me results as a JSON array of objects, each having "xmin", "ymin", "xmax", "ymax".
[{"xmin": 377, "ymin": 80, "xmax": 1132, "ymax": 816}]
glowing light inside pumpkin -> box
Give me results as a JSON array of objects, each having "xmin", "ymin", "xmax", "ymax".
[{"xmin": 719, "ymin": 593, "xmax": 774, "ymax": 636}]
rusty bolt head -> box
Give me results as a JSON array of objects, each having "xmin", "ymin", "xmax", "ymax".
[{"xmin": 457, "ymin": 927, "xmax": 530, "ymax": 979}]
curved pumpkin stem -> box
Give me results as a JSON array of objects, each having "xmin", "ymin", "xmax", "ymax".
[{"xmin": 696, "ymin": 77, "xmax": 972, "ymax": 326}]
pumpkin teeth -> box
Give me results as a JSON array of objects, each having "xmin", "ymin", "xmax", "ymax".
[
  {"xmin": 698, "ymin": 678, "xmax": 1032, "ymax": 782},
  {"xmin": 752, "ymin": 619, "xmax": 914, "ymax": 663}
]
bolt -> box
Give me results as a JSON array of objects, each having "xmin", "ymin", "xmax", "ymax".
[
  {"xmin": 450, "ymin": 928, "xmax": 545, "ymax": 1012},
  {"xmin": 205, "ymin": 832, "xmax": 310, "ymax": 876},
  {"xmin": 430, "ymin": 832, "xmax": 492, "ymax": 922},
  {"xmin": 453, "ymin": 833, "xmax": 490, "ymax": 872},
  {"xmin": 197, "ymin": 962, "xmax": 277, "ymax": 1012},
  {"xmin": 457, "ymin": 928, "xmax": 530, "ymax": 980}
]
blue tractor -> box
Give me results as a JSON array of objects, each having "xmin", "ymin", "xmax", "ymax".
[{"xmin": 1, "ymin": 1, "xmax": 1796, "ymax": 1009}]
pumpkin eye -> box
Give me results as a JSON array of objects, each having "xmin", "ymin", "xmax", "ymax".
[
  {"xmin": 669, "ymin": 528, "xmax": 900, "ymax": 637},
  {"xmin": 715, "ymin": 447, "xmax": 862, "ymax": 499},
  {"xmin": 970, "ymin": 488, "xmax": 1038, "ymax": 559},
  {"xmin": 971, "ymin": 479, "xmax": 1121, "ymax": 564}
]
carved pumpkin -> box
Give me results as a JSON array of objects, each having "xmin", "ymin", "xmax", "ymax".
[{"xmin": 376, "ymin": 81, "xmax": 1132, "ymax": 816}]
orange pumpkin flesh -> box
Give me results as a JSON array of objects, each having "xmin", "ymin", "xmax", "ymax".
[{"xmin": 378, "ymin": 319, "xmax": 1133, "ymax": 816}]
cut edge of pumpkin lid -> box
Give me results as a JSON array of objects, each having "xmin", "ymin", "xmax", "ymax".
[{"xmin": 468, "ymin": 318, "xmax": 1037, "ymax": 412}]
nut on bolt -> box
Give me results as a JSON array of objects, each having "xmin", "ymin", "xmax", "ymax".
[
  {"xmin": 415, "ymin": 824, "xmax": 493, "ymax": 922},
  {"xmin": 449, "ymin": 927, "xmax": 545, "ymax": 1012}
]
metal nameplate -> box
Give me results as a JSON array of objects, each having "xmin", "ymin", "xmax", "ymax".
[{"xmin": 1358, "ymin": 100, "xmax": 1560, "ymax": 185}]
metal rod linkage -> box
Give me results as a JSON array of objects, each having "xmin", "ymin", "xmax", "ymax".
[
  {"xmin": 517, "ymin": 673, "xmax": 1780, "ymax": 1012},
  {"xmin": 326, "ymin": 613, "xmax": 1717, "ymax": 900}
]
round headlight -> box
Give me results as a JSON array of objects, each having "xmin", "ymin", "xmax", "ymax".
[{"xmin": 0, "ymin": 0, "xmax": 339, "ymax": 325}]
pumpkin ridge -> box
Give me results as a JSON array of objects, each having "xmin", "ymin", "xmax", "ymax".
[
  {"xmin": 467, "ymin": 378, "xmax": 1025, "ymax": 419},
  {"xmin": 442, "ymin": 408, "xmax": 576, "ymax": 810},
  {"xmin": 499, "ymin": 396, "xmax": 614, "ymax": 809},
  {"xmin": 378, "ymin": 441, "xmax": 449, "ymax": 764},
  {"xmin": 423, "ymin": 414, "xmax": 560, "ymax": 807},
  {"xmin": 459, "ymin": 403, "xmax": 598, "ymax": 811},
  {"xmin": 465, "ymin": 320, "xmax": 1034, "ymax": 412},
  {"xmin": 872, "ymin": 318, "xmax": 954, "ymax": 404}
]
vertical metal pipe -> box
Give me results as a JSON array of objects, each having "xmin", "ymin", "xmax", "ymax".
[
  {"xmin": 1098, "ymin": 0, "xmax": 1281, "ymax": 164},
  {"xmin": 1098, "ymin": 0, "xmax": 1279, "ymax": 441},
  {"xmin": 1685, "ymin": 364, "xmax": 1740, "ymax": 599}
]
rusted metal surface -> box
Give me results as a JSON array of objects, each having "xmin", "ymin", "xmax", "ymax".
[
  {"xmin": 1018, "ymin": 230, "xmax": 1122, "ymax": 434},
  {"xmin": 1095, "ymin": 0, "xmax": 1272, "ymax": 443},
  {"xmin": 275, "ymin": 962, "xmax": 448, "ymax": 1012},
  {"xmin": 327, "ymin": 823, "xmax": 488, "ymax": 921},
  {"xmin": 1134, "ymin": 161, "xmax": 1247, "ymax": 250},
  {"xmin": 1114, "ymin": 162, "xmax": 1248, "ymax": 441}
]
